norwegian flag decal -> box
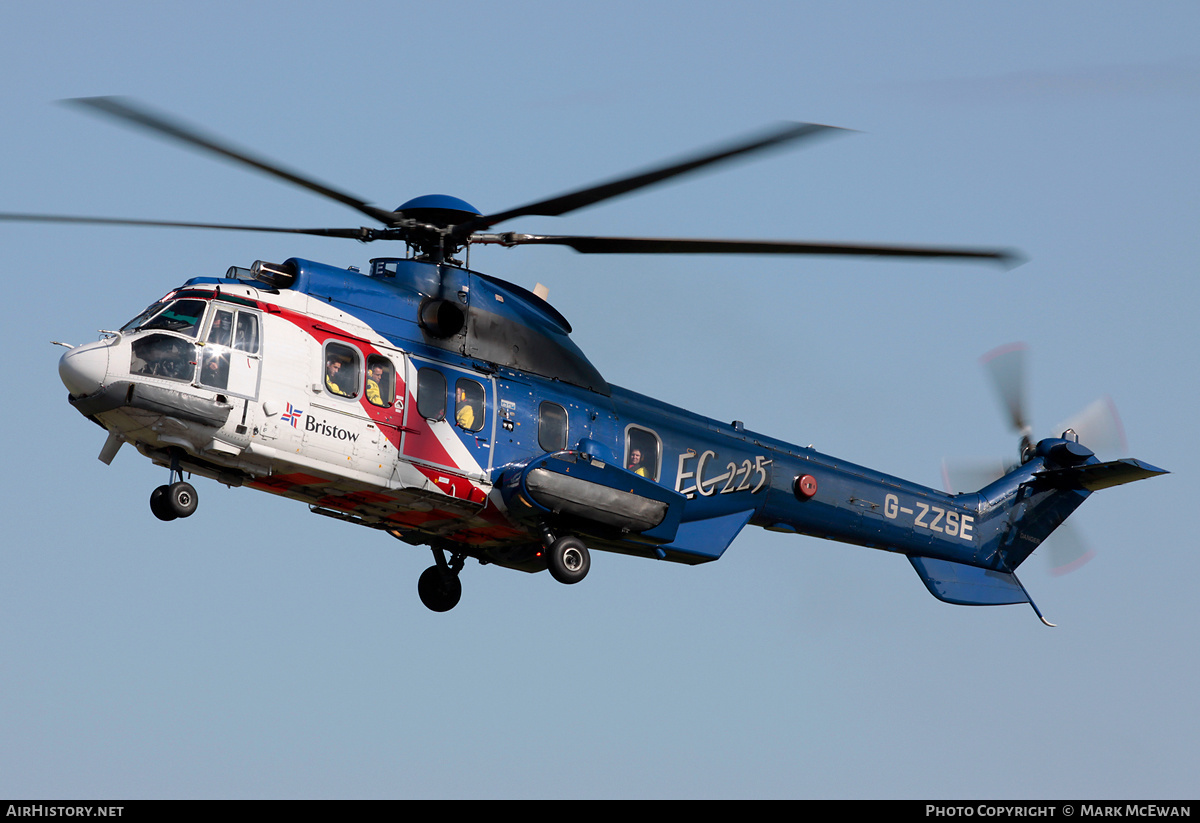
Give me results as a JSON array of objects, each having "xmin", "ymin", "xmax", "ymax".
[{"xmin": 281, "ymin": 402, "xmax": 303, "ymax": 427}]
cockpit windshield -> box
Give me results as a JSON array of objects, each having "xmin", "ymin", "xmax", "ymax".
[{"xmin": 121, "ymin": 299, "xmax": 208, "ymax": 338}]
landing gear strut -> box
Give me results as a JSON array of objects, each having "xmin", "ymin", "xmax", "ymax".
[
  {"xmin": 149, "ymin": 450, "xmax": 198, "ymax": 521},
  {"xmin": 417, "ymin": 546, "xmax": 466, "ymax": 612}
]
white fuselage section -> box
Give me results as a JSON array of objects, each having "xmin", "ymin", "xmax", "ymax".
[{"xmin": 60, "ymin": 281, "xmax": 507, "ymax": 540}]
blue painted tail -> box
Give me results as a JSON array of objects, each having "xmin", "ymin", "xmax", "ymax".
[{"xmin": 908, "ymin": 437, "xmax": 1166, "ymax": 624}]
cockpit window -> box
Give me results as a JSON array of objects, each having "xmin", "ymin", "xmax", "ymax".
[
  {"xmin": 131, "ymin": 334, "xmax": 196, "ymax": 382},
  {"xmin": 233, "ymin": 312, "xmax": 259, "ymax": 353},
  {"xmin": 123, "ymin": 299, "xmax": 208, "ymax": 338},
  {"xmin": 199, "ymin": 309, "xmax": 234, "ymax": 389},
  {"xmin": 122, "ymin": 302, "xmax": 166, "ymax": 332}
]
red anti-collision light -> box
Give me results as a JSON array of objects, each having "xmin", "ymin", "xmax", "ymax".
[{"xmin": 794, "ymin": 474, "xmax": 818, "ymax": 499}]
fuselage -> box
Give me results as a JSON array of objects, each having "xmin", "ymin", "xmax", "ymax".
[{"xmin": 58, "ymin": 256, "xmax": 1018, "ymax": 577}]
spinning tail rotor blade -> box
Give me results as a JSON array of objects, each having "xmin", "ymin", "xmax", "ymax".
[
  {"xmin": 940, "ymin": 456, "xmax": 1096, "ymax": 576},
  {"xmin": 1057, "ymin": 396, "xmax": 1128, "ymax": 456},
  {"xmin": 981, "ymin": 342, "xmax": 1030, "ymax": 436},
  {"xmin": 941, "ymin": 458, "xmax": 1008, "ymax": 495},
  {"xmin": 944, "ymin": 343, "xmax": 1116, "ymax": 576},
  {"xmin": 1043, "ymin": 523, "xmax": 1096, "ymax": 576}
]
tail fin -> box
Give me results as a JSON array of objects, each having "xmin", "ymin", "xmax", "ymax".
[{"xmin": 909, "ymin": 441, "xmax": 1167, "ymax": 624}]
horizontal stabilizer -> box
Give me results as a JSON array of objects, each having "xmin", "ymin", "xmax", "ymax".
[
  {"xmin": 908, "ymin": 556, "xmax": 1030, "ymax": 606},
  {"xmin": 1035, "ymin": 458, "xmax": 1167, "ymax": 491}
]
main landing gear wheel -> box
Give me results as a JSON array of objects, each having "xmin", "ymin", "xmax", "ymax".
[
  {"xmin": 150, "ymin": 485, "xmax": 175, "ymax": 521},
  {"xmin": 418, "ymin": 566, "xmax": 462, "ymax": 612},
  {"xmin": 149, "ymin": 481, "xmax": 198, "ymax": 521},
  {"xmin": 548, "ymin": 536, "xmax": 590, "ymax": 584}
]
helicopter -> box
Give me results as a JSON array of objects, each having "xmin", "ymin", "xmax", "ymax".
[{"xmin": 14, "ymin": 98, "xmax": 1165, "ymax": 619}]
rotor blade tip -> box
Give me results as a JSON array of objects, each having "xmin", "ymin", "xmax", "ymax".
[
  {"xmin": 980, "ymin": 341, "xmax": 1028, "ymax": 365},
  {"xmin": 996, "ymin": 249, "xmax": 1028, "ymax": 269},
  {"xmin": 60, "ymin": 95, "xmax": 123, "ymax": 109}
]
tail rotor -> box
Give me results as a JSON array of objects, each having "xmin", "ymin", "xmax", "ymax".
[{"xmin": 945, "ymin": 343, "xmax": 1129, "ymax": 576}]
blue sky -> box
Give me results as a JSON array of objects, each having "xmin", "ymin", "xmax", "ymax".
[{"xmin": 2, "ymin": 0, "xmax": 1197, "ymax": 799}]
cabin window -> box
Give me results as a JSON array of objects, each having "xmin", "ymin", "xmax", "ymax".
[
  {"xmin": 538, "ymin": 401, "xmax": 568, "ymax": 452},
  {"xmin": 323, "ymin": 341, "xmax": 361, "ymax": 399},
  {"xmin": 625, "ymin": 426, "xmax": 661, "ymax": 481},
  {"xmin": 417, "ymin": 368, "xmax": 447, "ymax": 420},
  {"xmin": 455, "ymin": 379, "xmax": 485, "ymax": 432},
  {"xmin": 130, "ymin": 334, "xmax": 196, "ymax": 382},
  {"xmin": 366, "ymin": 355, "xmax": 395, "ymax": 408}
]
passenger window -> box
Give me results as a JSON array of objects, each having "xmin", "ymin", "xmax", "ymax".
[
  {"xmin": 366, "ymin": 355, "xmax": 395, "ymax": 408},
  {"xmin": 625, "ymin": 426, "xmax": 661, "ymax": 481},
  {"xmin": 538, "ymin": 402, "xmax": 568, "ymax": 452},
  {"xmin": 323, "ymin": 341, "xmax": 360, "ymax": 399},
  {"xmin": 417, "ymin": 368, "xmax": 447, "ymax": 420},
  {"xmin": 455, "ymin": 379, "xmax": 485, "ymax": 432}
]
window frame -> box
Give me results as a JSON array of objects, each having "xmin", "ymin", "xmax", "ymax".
[
  {"xmin": 538, "ymin": 401, "xmax": 569, "ymax": 452},
  {"xmin": 365, "ymin": 354, "xmax": 396, "ymax": 409},
  {"xmin": 624, "ymin": 424, "xmax": 662, "ymax": 482},
  {"xmin": 322, "ymin": 340, "xmax": 362, "ymax": 400},
  {"xmin": 416, "ymin": 367, "xmax": 447, "ymax": 421},
  {"xmin": 454, "ymin": 378, "xmax": 485, "ymax": 432}
]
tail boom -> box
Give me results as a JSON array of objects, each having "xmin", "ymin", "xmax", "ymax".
[{"xmin": 754, "ymin": 436, "xmax": 1166, "ymax": 621}]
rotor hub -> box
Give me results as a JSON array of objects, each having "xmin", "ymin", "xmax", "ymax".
[{"xmin": 395, "ymin": 194, "xmax": 481, "ymax": 228}]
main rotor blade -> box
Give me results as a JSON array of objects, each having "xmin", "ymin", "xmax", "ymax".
[
  {"xmin": 464, "ymin": 122, "xmax": 844, "ymax": 232},
  {"xmin": 0, "ymin": 212, "xmax": 372, "ymax": 239},
  {"xmin": 471, "ymin": 232, "xmax": 1020, "ymax": 264},
  {"xmin": 65, "ymin": 97, "xmax": 398, "ymax": 226}
]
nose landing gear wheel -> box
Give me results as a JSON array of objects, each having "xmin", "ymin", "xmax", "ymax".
[
  {"xmin": 418, "ymin": 565, "xmax": 462, "ymax": 612},
  {"xmin": 548, "ymin": 536, "xmax": 590, "ymax": 584}
]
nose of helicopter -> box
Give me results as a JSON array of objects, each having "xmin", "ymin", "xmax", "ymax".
[{"xmin": 59, "ymin": 340, "xmax": 110, "ymax": 397}]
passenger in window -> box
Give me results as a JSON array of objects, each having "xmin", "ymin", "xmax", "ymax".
[
  {"xmin": 325, "ymin": 355, "xmax": 352, "ymax": 397},
  {"xmin": 455, "ymin": 385, "xmax": 478, "ymax": 430},
  {"xmin": 208, "ymin": 311, "xmax": 232, "ymax": 347},
  {"xmin": 131, "ymin": 335, "xmax": 194, "ymax": 381},
  {"xmin": 233, "ymin": 314, "xmax": 259, "ymax": 353},
  {"xmin": 628, "ymin": 448, "xmax": 649, "ymax": 477},
  {"xmin": 201, "ymin": 348, "xmax": 229, "ymax": 389},
  {"xmin": 367, "ymin": 363, "xmax": 388, "ymax": 407}
]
